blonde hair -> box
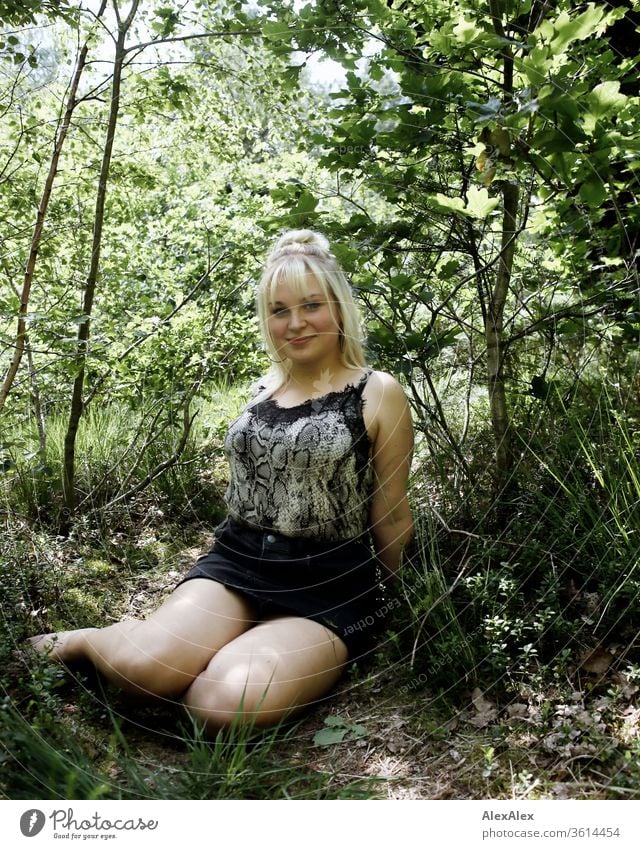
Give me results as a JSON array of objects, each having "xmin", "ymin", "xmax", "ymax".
[{"xmin": 255, "ymin": 229, "xmax": 366, "ymax": 393}]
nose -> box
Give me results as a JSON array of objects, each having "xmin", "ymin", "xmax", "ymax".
[{"xmin": 287, "ymin": 307, "xmax": 306, "ymax": 330}]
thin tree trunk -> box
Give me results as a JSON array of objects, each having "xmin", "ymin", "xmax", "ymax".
[
  {"xmin": 6, "ymin": 278, "xmax": 46, "ymax": 458},
  {"xmin": 62, "ymin": 0, "xmax": 140, "ymax": 526},
  {"xmin": 26, "ymin": 341, "xmax": 46, "ymax": 462},
  {"xmin": 486, "ymin": 1, "xmax": 519, "ymax": 496},
  {"xmin": 0, "ymin": 0, "xmax": 108, "ymax": 413},
  {"xmin": 486, "ymin": 180, "xmax": 518, "ymax": 492}
]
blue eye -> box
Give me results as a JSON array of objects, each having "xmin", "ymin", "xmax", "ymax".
[
  {"xmin": 271, "ymin": 307, "xmax": 288, "ymax": 316},
  {"xmin": 304, "ymin": 302, "xmax": 321, "ymax": 311}
]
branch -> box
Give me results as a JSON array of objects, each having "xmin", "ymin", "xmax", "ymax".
[
  {"xmin": 97, "ymin": 396, "xmax": 198, "ymax": 511},
  {"xmin": 124, "ymin": 28, "xmax": 261, "ymax": 58},
  {"xmin": 0, "ymin": 1, "xmax": 109, "ymax": 414},
  {"xmin": 504, "ymin": 303, "xmax": 608, "ymax": 347},
  {"xmin": 83, "ymin": 252, "xmax": 230, "ymax": 408},
  {"xmin": 410, "ymin": 542, "xmax": 474, "ymax": 669},
  {"xmin": 76, "ymin": 401, "xmax": 166, "ymax": 509}
]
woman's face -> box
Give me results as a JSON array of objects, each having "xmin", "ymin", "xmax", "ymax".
[{"xmin": 267, "ymin": 276, "xmax": 342, "ymax": 366}]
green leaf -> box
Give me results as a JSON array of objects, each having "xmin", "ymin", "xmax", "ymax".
[
  {"xmin": 262, "ymin": 21, "xmax": 293, "ymax": 42},
  {"xmin": 465, "ymin": 186, "xmax": 500, "ymax": 219},
  {"xmin": 547, "ymin": 4, "xmax": 606, "ymax": 56},
  {"xmin": 289, "ymin": 188, "xmax": 318, "ymax": 218},
  {"xmin": 579, "ymin": 179, "xmax": 607, "ymax": 207},
  {"xmin": 389, "ymin": 273, "xmax": 414, "ymax": 292},
  {"xmin": 324, "ymin": 714, "xmax": 346, "ymax": 727},
  {"xmin": 331, "ymin": 243, "xmax": 360, "ymax": 272},
  {"xmin": 452, "ymin": 17, "xmax": 483, "ymax": 45},
  {"xmin": 313, "ymin": 727, "xmax": 347, "ymax": 746},
  {"xmin": 466, "ymin": 97, "xmax": 502, "ymax": 123},
  {"xmin": 519, "ymin": 46, "xmax": 551, "ymax": 87},
  {"xmin": 349, "ymin": 724, "xmax": 368, "ymax": 739},
  {"xmin": 430, "ymin": 187, "xmax": 498, "ymax": 220},
  {"xmin": 431, "ymin": 193, "xmax": 466, "ymax": 214},
  {"xmin": 586, "ymin": 81, "xmax": 627, "ymax": 119}
]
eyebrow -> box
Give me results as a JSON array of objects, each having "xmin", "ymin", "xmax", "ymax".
[{"xmin": 269, "ymin": 293, "xmax": 324, "ymax": 306}]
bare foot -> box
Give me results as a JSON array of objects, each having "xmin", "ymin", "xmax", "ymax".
[
  {"xmin": 27, "ymin": 629, "xmax": 95, "ymax": 663},
  {"xmin": 27, "ymin": 633, "xmax": 61, "ymax": 656}
]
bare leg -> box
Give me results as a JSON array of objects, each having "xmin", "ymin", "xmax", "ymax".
[
  {"xmin": 29, "ymin": 580, "xmax": 258, "ymax": 699},
  {"xmin": 182, "ymin": 615, "xmax": 349, "ymax": 731}
]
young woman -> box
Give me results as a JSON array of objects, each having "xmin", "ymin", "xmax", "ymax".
[{"xmin": 30, "ymin": 229, "xmax": 414, "ymax": 732}]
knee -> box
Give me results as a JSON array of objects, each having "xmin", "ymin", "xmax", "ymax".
[{"xmin": 183, "ymin": 653, "xmax": 291, "ymax": 730}]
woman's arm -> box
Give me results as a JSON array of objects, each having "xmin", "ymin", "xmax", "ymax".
[{"xmin": 366, "ymin": 371, "xmax": 414, "ymax": 587}]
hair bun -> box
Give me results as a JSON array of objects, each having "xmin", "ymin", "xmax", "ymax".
[{"xmin": 267, "ymin": 229, "xmax": 333, "ymax": 264}]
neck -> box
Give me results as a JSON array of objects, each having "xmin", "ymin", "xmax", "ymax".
[{"xmin": 286, "ymin": 356, "xmax": 353, "ymax": 391}]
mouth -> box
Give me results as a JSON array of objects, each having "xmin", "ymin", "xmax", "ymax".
[{"xmin": 287, "ymin": 335, "xmax": 315, "ymax": 346}]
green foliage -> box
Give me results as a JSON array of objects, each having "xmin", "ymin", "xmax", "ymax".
[
  {"xmin": 0, "ymin": 2, "xmax": 317, "ymax": 515},
  {"xmin": 313, "ymin": 714, "xmax": 369, "ymax": 746},
  {"xmin": 0, "ymin": 0, "xmax": 74, "ymax": 26},
  {"xmin": 403, "ymin": 383, "xmax": 640, "ymax": 695},
  {"xmin": 1, "ymin": 0, "xmax": 640, "ymax": 799}
]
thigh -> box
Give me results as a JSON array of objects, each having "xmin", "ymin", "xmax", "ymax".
[
  {"xmin": 144, "ymin": 578, "xmax": 258, "ymax": 646},
  {"xmin": 82, "ymin": 579, "xmax": 260, "ymax": 697},
  {"xmin": 182, "ymin": 615, "xmax": 349, "ymax": 730},
  {"xmin": 122, "ymin": 578, "xmax": 259, "ymax": 668}
]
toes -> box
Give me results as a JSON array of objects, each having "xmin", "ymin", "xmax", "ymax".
[{"xmin": 26, "ymin": 633, "xmax": 62, "ymax": 657}]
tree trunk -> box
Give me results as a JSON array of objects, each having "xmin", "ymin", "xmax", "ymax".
[
  {"xmin": 62, "ymin": 0, "xmax": 140, "ymax": 527},
  {"xmin": 0, "ymin": 0, "xmax": 108, "ymax": 413},
  {"xmin": 486, "ymin": 180, "xmax": 519, "ymax": 494},
  {"xmin": 486, "ymin": 4, "xmax": 519, "ymax": 499}
]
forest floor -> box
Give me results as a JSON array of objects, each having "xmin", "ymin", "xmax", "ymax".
[{"xmin": 8, "ymin": 522, "xmax": 640, "ymax": 800}]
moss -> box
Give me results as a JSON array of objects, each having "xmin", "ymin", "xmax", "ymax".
[{"xmin": 82, "ymin": 558, "xmax": 118, "ymax": 579}]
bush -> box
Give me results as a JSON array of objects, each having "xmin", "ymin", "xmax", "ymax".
[{"xmin": 404, "ymin": 389, "xmax": 640, "ymax": 696}]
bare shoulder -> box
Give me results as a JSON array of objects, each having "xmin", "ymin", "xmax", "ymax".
[
  {"xmin": 365, "ymin": 369, "xmax": 409, "ymax": 403},
  {"xmin": 363, "ymin": 370, "xmax": 412, "ymax": 442}
]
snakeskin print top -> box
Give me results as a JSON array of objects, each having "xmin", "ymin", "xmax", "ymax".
[{"xmin": 223, "ymin": 370, "xmax": 374, "ymax": 540}]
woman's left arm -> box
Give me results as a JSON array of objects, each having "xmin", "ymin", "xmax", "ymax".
[{"xmin": 367, "ymin": 372, "xmax": 414, "ymax": 587}]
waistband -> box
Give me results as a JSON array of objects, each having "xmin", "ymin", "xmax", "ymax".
[{"xmin": 223, "ymin": 516, "xmax": 369, "ymax": 557}]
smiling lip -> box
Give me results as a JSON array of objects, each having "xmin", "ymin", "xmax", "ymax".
[{"xmin": 288, "ymin": 335, "xmax": 315, "ymax": 345}]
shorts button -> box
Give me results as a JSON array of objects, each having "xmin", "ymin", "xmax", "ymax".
[{"xmin": 266, "ymin": 534, "xmax": 277, "ymax": 543}]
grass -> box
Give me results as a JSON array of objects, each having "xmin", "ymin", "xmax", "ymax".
[
  {"xmin": 0, "ymin": 378, "xmax": 252, "ymax": 526},
  {"xmin": 0, "ymin": 698, "xmax": 373, "ymax": 800}
]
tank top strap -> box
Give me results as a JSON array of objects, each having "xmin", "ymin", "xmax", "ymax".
[
  {"xmin": 348, "ymin": 368, "xmax": 373, "ymax": 402},
  {"xmin": 355, "ymin": 368, "xmax": 373, "ymax": 392}
]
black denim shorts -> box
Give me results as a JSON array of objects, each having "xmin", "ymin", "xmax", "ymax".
[{"xmin": 177, "ymin": 517, "xmax": 392, "ymax": 661}]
